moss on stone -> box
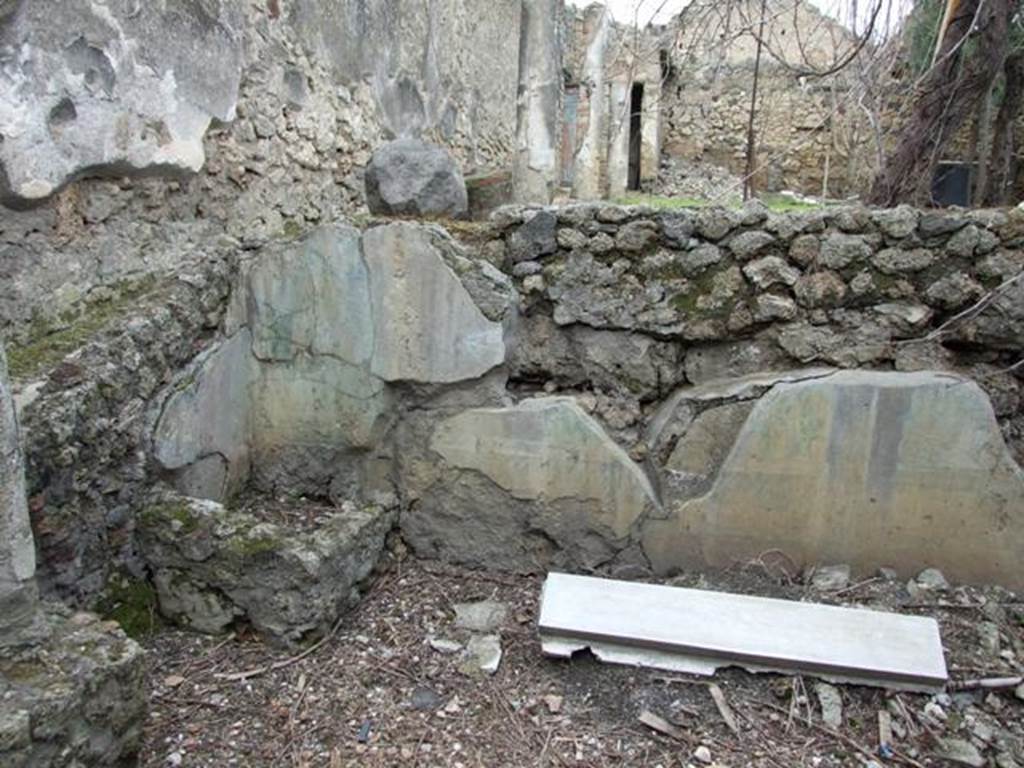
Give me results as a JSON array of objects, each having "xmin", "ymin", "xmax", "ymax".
[
  {"xmin": 7, "ymin": 276, "xmax": 159, "ymax": 380},
  {"xmin": 140, "ymin": 502, "xmax": 202, "ymax": 535},
  {"xmin": 282, "ymin": 219, "xmax": 304, "ymax": 239},
  {"xmin": 0, "ymin": 659, "xmax": 47, "ymax": 683},
  {"xmin": 95, "ymin": 575, "xmax": 161, "ymax": 639},
  {"xmin": 670, "ymin": 268, "xmax": 733, "ymax": 318},
  {"xmin": 226, "ymin": 532, "xmax": 282, "ymax": 558}
]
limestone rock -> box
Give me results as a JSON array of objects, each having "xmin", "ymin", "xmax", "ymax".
[
  {"xmin": 820, "ymin": 233, "xmax": 872, "ymax": 270},
  {"xmin": 616, "ymin": 220, "xmax": 659, "ymax": 252},
  {"xmin": 794, "ymin": 271, "xmax": 847, "ymax": 308},
  {"xmin": 919, "ymin": 213, "xmax": 967, "ymax": 238},
  {"xmin": 0, "ymin": 344, "xmax": 43, "ymax": 647},
  {"xmin": 138, "ymin": 495, "xmax": 396, "ymax": 645},
  {"xmin": 0, "ymin": 609, "xmax": 146, "ymax": 766},
  {"xmin": 933, "ymin": 738, "xmax": 985, "ymax": 767},
  {"xmin": 789, "ymin": 234, "xmax": 821, "ymax": 267},
  {"xmin": 815, "ymin": 682, "xmax": 844, "ymax": 728},
  {"xmin": 462, "ymin": 634, "xmax": 502, "ymax": 676},
  {"xmin": 915, "ymin": 568, "xmax": 950, "ymax": 591},
  {"xmin": 925, "ymin": 272, "xmax": 985, "ymax": 310},
  {"xmin": 0, "ymin": 0, "xmax": 244, "ymax": 205},
  {"xmin": 872, "ymin": 206, "xmax": 919, "ymax": 239},
  {"xmin": 454, "ymin": 600, "xmax": 508, "ymax": 632},
  {"xmin": 548, "ymin": 252, "xmax": 683, "ymax": 335},
  {"xmin": 953, "ymin": 277, "xmax": 1024, "ymax": 350},
  {"xmin": 810, "ymin": 564, "xmax": 851, "ymax": 591},
  {"xmin": 743, "ymin": 256, "xmax": 800, "ymax": 289},
  {"xmin": 728, "ymin": 230, "xmax": 776, "ymax": 260},
  {"xmin": 872, "ymin": 247, "xmax": 936, "ymax": 275},
  {"xmin": 365, "ymin": 139, "xmax": 468, "ymax": 218},
  {"xmin": 151, "ymin": 332, "xmax": 253, "ymax": 502},
  {"xmin": 679, "ymin": 244, "xmax": 724, "ymax": 275},
  {"xmin": 403, "ymin": 397, "xmax": 661, "ymax": 571},
  {"xmin": 659, "ymin": 211, "xmax": 695, "ymax": 247},
  {"xmin": 642, "ymin": 371, "xmax": 1024, "ymax": 590},
  {"xmin": 508, "ymin": 211, "xmax": 558, "ymax": 263},
  {"xmin": 754, "ymin": 294, "xmax": 797, "ymax": 322},
  {"xmin": 364, "ymin": 223, "xmax": 507, "ymax": 382}
]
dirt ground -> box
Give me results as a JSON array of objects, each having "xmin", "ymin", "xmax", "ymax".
[{"xmin": 142, "ymin": 554, "xmax": 1024, "ymax": 768}]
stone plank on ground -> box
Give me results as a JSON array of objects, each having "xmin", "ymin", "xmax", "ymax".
[{"xmin": 539, "ymin": 573, "xmax": 948, "ymax": 692}]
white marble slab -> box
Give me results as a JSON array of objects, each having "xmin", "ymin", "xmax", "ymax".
[{"xmin": 538, "ymin": 572, "xmax": 948, "ymax": 692}]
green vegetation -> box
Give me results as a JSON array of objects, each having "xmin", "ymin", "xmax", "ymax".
[
  {"xmin": 614, "ymin": 194, "xmax": 709, "ymax": 210},
  {"xmin": 614, "ymin": 193, "xmax": 825, "ymax": 213},
  {"xmin": 141, "ymin": 502, "xmax": 202, "ymax": 535},
  {"xmin": 96, "ymin": 574, "xmax": 162, "ymax": 639},
  {"xmin": 226, "ymin": 532, "xmax": 282, "ymax": 558},
  {"xmin": 7, "ymin": 276, "xmax": 159, "ymax": 380}
]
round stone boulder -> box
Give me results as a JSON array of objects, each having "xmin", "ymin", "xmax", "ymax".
[{"xmin": 364, "ymin": 139, "xmax": 468, "ymax": 218}]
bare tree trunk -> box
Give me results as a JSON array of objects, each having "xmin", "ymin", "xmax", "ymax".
[
  {"xmin": 867, "ymin": 0, "xmax": 1015, "ymax": 207},
  {"xmin": 971, "ymin": 80, "xmax": 996, "ymax": 204},
  {"xmin": 743, "ymin": 0, "xmax": 768, "ymax": 201},
  {"xmin": 982, "ymin": 51, "xmax": 1024, "ymax": 206}
]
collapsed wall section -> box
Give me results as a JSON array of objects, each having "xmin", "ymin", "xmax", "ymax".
[{"xmin": 7, "ymin": 206, "xmax": 1024, "ymax": 622}]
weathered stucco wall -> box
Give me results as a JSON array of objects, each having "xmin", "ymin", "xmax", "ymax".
[
  {"xmin": 561, "ymin": 5, "xmax": 665, "ymax": 199},
  {"xmin": 0, "ymin": 0, "xmax": 525, "ymax": 343}
]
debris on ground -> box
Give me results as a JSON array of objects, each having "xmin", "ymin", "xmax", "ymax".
[
  {"xmin": 810, "ymin": 564, "xmax": 852, "ymax": 592},
  {"xmin": 143, "ymin": 560, "xmax": 1024, "ymax": 767},
  {"xmin": 462, "ymin": 634, "xmax": 503, "ymax": 676},
  {"xmin": 815, "ymin": 682, "xmax": 844, "ymax": 728},
  {"xmin": 454, "ymin": 599, "xmax": 508, "ymax": 632}
]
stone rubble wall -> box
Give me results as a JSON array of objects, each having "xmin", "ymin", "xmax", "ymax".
[
  {"xmin": 17, "ymin": 260, "xmax": 233, "ymax": 602},
  {"xmin": 0, "ymin": 0, "xmax": 524, "ymax": 343},
  {"xmin": 487, "ymin": 202, "xmax": 1024, "ymax": 445},
  {"xmin": 7, "ymin": 206, "xmax": 1024, "ymax": 619},
  {"xmin": 0, "ymin": 341, "xmax": 147, "ymax": 767}
]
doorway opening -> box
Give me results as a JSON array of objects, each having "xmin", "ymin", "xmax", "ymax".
[{"xmin": 628, "ymin": 82, "xmax": 644, "ymax": 191}]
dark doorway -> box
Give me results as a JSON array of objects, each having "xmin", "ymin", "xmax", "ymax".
[
  {"xmin": 931, "ymin": 162, "xmax": 972, "ymax": 207},
  {"xmin": 628, "ymin": 82, "xmax": 644, "ymax": 191}
]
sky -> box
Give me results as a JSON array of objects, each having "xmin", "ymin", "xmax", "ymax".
[{"xmin": 566, "ymin": 0, "xmax": 914, "ymax": 35}]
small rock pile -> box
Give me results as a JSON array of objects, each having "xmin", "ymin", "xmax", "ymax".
[{"xmin": 648, "ymin": 156, "xmax": 744, "ymax": 204}]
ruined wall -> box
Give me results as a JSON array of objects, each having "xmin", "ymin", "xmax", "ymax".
[
  {"xmin": 661, "ymin": 0, "xmax": 874, "ymax": 197},
  {"xmin": 560, "ymin": 5, "xmax": 664, "ymax": 199},
  {"xmin": 13, "ymin": 203, "xmax": 1023, "ymax": 609},
  {"xmin": 0, "ymin": 0, "xmax": 524, "ymax": 342}
]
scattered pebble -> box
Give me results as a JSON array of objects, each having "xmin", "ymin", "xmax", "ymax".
[
  {"xmin": 693, "ymin": 745, "xmax": 713, "ymax": 764},
  {"xmin": 409, "ymin": 686, "xmax": 443, "ymax": 711},
  {"xmin": 933, "ymin": 737, "xmax": 985, "ymax": 767},
  {"xmin": 543, "ymin": 694, "xmax": 563, "ymax": 714},
  {"xmin": 809, "ymin": 564, "xmax": 851, "ymax": 591},
  {"xmin": 462, "ymin": 634, "xmax": 502, "ymax": 675},
  {"xmin": 916, "ymin": 568, "xmax": 950, "ymax": 591},
  {"xmin": 428, "ymin": 636, "xmax": 464, "ymax": 654},
  {"xmin": 454, "ymin": 600, "xmax": 508, "ymax": 633},
  {"xmin": 814, "ymin": 682, "xmax": 843, "ymax": 728}
]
